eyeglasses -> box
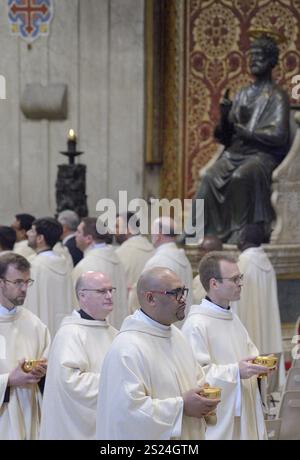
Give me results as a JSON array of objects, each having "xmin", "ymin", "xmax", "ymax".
[
  {"xmin": 1, "ymin": 278, "xmax": 34, "ymax": 287},
  {"xmin": 148, "ymin": 287, "xmax": 189, "ymax": 301},
  {"xmin": 215, "ymin": 274, "xmax": 244, "ymax": 284},
  {"xmin": 80, "ymin": 287, "xmax": 116, "ymax": 295}
]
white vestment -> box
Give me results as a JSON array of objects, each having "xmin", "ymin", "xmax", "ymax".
[
  {"xmin": 40, "ymin": 311, "xmax": 117, "ymax": 440},
  {"xmin": 24, "ymin": 251, "xmax": 73, "ymax": 337},
  {"xmin": 116, "ymin": 235, "xmax": 154, "ymax": 313},
  {"xmin": 0, "ymin": 307, "xmax": 50, "ymax": 439},
  {"xmin": 182, "ymin": 299, "xmax": 267, "ymax": 440},
  {"xmin": 53, "ymin": 242, "xmax": 74, "ymax": 272},
  {"xmin": 72, "ymin": 245, "xmax": 128, "ymax": 329},
  {"xmin": 231, "ymin": 247, "xmax": 285, "ymax": 388},
  {"xmin": 96, "ymin": 310, "xmax": 206, "ymax": 440},
  {"xmin": 13, "ymin": 240, "xmax": 35, "ymax": 259},
  {"xmin": 142, "ymin": 242, "xmax": 193, "ymax": 313},
  {"xmin": 192, "ymin": 275, "xmax": 206, "ymax": 304}
]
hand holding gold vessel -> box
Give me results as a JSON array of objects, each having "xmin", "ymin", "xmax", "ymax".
[
  {"xmin": 200, "ymin": 385, "xmax": 222, "ymax": 425},
  {"xmin": 22, "ymin": 359, "xmax": 47, "ymax": 378},
  {"xmin": 252, "ymin": 355, "xmax": 278, "ymax": 378}
]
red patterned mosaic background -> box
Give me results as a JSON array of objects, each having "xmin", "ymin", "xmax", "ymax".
[{"xmin": 184, "ymin": 0, "xmax": 300, "ymax": 198}]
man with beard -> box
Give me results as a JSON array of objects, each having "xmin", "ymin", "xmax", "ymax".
[
  {"xmin": 0, "ymin": 253, "xmax": 50, "ymax": 439},
  {"xmin": 96, "ymin": 267, "xmax": 219, "ymax": 440},
  {"xmin": 24, "ymin": 217, "xmax": 73, "ymax": 337},
  {"xmin": 12, "ymin": 213, "xmax": 35, "ymax": 259},
  {"xmin": 181, "ymin": 34, "xmax": 289, "ymax": 244},
  {"xmin": 130, "ymin": 217, "xmax": 193, "ymax": 322}
]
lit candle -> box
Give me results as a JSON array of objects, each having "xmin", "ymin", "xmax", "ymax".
[{"xmin": 68, "ymin": 129, "xmax": 77, "ymax": 142}]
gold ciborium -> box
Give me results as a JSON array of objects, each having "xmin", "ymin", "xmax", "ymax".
[
  {"xmin": 22, "ymin": 359, "xmax": 44, "ymax": 373},
  {"xmin": 202, "ymin": 387, "xmax": 221, "ymax": 426},
  {"xmin": 202, "ymin": 387, "xmax": 222, "ymax": 399},
  {"xmin": 253, "ymin": 355, "xmax": 278, "ymax": 378}
]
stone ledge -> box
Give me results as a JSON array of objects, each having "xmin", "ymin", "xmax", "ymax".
[{"xmin": 185, "ymin": 243, "xmax": 300, "ymax": 277}]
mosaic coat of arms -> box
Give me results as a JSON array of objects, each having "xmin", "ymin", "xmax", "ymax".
[{"xmin": 7, "ymin": 0, "xmax": 54, "ymax": 43}]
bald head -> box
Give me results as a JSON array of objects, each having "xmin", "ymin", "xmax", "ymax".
[
  {"xmin": 151, "ymin": 217, "xmax": 176, "ymax": 235},
  {"xmin": 137, "ymin": 267, "xmax": 176, "ymax": 301},
  {"xmin": 76, "ymin": 271, "xmax": 114, "ymax": 320},
  {"xmin": 151, "ymin": 217, "xmax": 177, "ymax": 248},
  {"xmin": 137, "ymin": 267, "xmax": 187, "ymax": 325},
  {"xmin": 75, "ymin": 271, "xmax": 109, "ymax": 296},
  {"xmin": 200, "ymin": 235, "xmax": 223, "ymax": 253}
]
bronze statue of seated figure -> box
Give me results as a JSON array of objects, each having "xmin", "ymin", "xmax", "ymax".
[{"xmin": 181, "ymin": 34, "xmax": 290, "ymax": 244}]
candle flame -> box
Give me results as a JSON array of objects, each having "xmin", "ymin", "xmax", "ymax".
[{"xmin": 68, "ymin": 129, "xmax": 76, "ymax": 140}]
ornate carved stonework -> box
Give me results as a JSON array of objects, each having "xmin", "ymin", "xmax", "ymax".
[{"xmin": 56, "ymin": 165, "xmax": 88, "ymax": 218}]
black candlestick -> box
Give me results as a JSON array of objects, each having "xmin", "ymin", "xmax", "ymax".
[
  {"xmin": 60, "ymin": 133, "xmax": 83, "ymax": 165},
  {"xmin": 56, "ymin": 130, "xmax": 88, "ymax": 217}
]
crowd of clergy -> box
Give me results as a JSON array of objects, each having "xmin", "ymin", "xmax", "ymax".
[{"xmin": 0, "ymin": 211, "xmax": 285, "ymax": 440}]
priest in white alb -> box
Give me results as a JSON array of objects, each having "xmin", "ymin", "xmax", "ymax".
[
  {"xmin": 137, "ymin": 217, "xmax": 193, "ymax": 321},
  {"xmin": 72, "ymin": 217, "xmax": 128, "ymax": 329},
  {"xmin": 40, "ymin": 271, "xmax": 117, "ymax": 440},
  {"xmin": 96, "ymin": 267, "xmax": 220, "ymax": 440},
  {"xmin": 57, "ymin": 209, "xmax": 83, "ymax": 266},
  {"xmin": 182, "ymin": 252, "xmax": 270, "ymax": 440},
  {"xmin": 12, "ymin": 213, "xmax": 35, "ymax": 259},
  {"xmin": 191, "ymin": 236, "xmax": 223, "ymax": 304},
  {"xmin": 53, "ymin": 240, "xmax": 74, "ymax": 272},
  {"xmin": 0, "ymin": 253, "xmax": 50, "ymax": 440},
  {"xmin": 0, "ymin": 226, "xmax": 16, "ymax": 255},
  {"xmin": 231, "ymin": 224, "xmax": 285, "ymax": 388},
  {"xmin": 24, "ymin": 218, "xmax": 73, "ymax": 337},
  {"xmin": 115, "ymin": 212, "xmax": 154, "ymax": 313}
]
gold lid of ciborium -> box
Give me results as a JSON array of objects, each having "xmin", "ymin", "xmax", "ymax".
[
  {"xmin": 22, "ymin": 359, "xmax": 42, "ymax": 373},
  {"xmin": 253, "ymin": 355, "xmax": 278, "ymax": 378},
  {"xmin": 202, "ymin": 387, "xmax": 222, "ymax": 399},
  {"xmin": 253, "ymin": 355, "xmax": 278, "ymax": 367}
]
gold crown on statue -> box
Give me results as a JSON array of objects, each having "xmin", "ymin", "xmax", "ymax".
[{"xmin": 249, "ymin": 28, "xmax": 286, "ymax": 44}]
